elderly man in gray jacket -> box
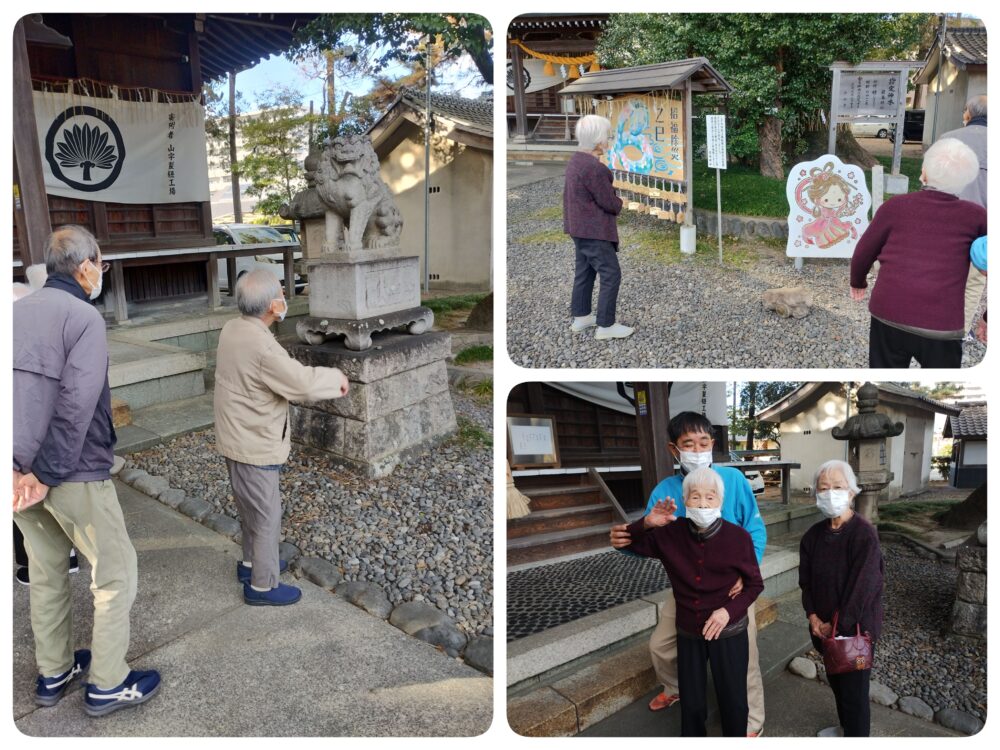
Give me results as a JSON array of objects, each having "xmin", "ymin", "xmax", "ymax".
[
  {"xmin": 938, "ymin": 94, "xmax": 987, "ymax": 335},
  {"xmin": 13, "ymin": 226, "xmax": 160, "ymax": 717}
]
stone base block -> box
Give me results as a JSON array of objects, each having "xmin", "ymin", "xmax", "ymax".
[
  {"xmin": 287, "ymin": 331, "xmax": 456, "ymax": 477},
  {"xmin": 307, "ymin": 254, "xmax": 420, "ymax": 320},
  {"xmin": 295, "ymin": 306, "xmax": 433, "ymax": 350}
]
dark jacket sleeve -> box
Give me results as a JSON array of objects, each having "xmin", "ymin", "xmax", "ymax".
[
  {"xmin": 624, "ymin": 518, "xmax": 662, "ymax": 559},
  {"xmin": 850, "ymin": 201, "xmax": 894, "ymax": 288},
  {"xmin": 724, "ymin": 529, "xmax": 765, "ymax": 622},
  {"xmin": 587, "ymin": 163, "xmax": 623, "ymax": 216},
  {"xmin": 836, "ymin": 521, "xmax": 884, "ymax": 635},
  {"xmin": 31, "ymin": 316, "xmax": 108, "ymax": 487},
  {"xmin": 799, "ymin": 531, "xmax": 816, "ymax": 617}
]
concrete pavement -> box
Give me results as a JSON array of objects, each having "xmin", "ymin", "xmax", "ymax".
[
  {"xmin": 507, "ymin": 161, "xmax": 567, "ymax": 189},
  {"xmin": 13, "ymin": 481, "xmax": 492, "ymax": 737}
]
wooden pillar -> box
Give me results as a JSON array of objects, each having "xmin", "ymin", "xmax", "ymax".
[
  {"xmin": 511, "ymin": 43, "xmax": 529, "ymax": 141},
  {"xmin": 226, "ymin": 258, "xmax": 237, "ymax": 296},
  {"xmin": 634, "ymin": 382, "xmax": 673, "ymax": 502},
  {"xmin": 12, "ymin": 19, "xmax": 52, "ymax": 266},
  {"xmin": 684, "ymin": 79, "xmax": 695, "ymax": 224},
  {"xmin": 110, "ymin": 260, "xmax": 128, "ymax": 323},
  {"xmin": 284, "ymin": 247, "xmax": 295, "ymax": 300},
  {"xmin": 206, "ymin": 253, "xmax": 220, "ymax": 309}
]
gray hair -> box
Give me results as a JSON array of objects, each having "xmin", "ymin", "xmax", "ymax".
[
  {"xmin": 682, "ymin": 466, "xmax": 725, "ymax": 503},
  {"xmin": 813, "ymin": 460, "xmax": 861, "ymax": 496},
  {"xmin": 45, "ymin": 225, "xmax": 99, "ymax": 276},
  {"xmin": 236, "ymin": 268, "xmax": 282, "ymax": 318},
  {"xmin": 575, "ymin": 115, "xmax": 612, "ymax": 152},
  {"xmin": 965, "ymin": 95, "xmax": 987, "ymax": 120},
  {"xmin": 922, "ymin": 138, "xmax": 980, "ymax": 195}
]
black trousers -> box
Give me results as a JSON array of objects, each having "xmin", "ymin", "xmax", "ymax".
[
  {"xmin": 826, "ymin": 644, "xmax": 874, "ymax": 737},
  {"xmin": 677, "ymin": 631, "xmax": 749, "ymax": 737},
  {"xmin": 869, "ymin": 317, "xmax": 962, "ymax": 369},
  {"xmin": 570, "ymin": 237, "xmax": 621, "ymax": 327},
  {"xmin": 14, "ymin": 522, "xmax": 28, "ymax": 567}
]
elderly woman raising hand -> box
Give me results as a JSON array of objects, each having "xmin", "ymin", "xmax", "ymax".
[{"xmin": 623, "ymin": 467, "xmax": 763, "ymax": 736}]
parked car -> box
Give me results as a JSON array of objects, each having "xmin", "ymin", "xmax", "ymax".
[
  {"xmin": 729, "ymin": 451, "xmax": 765, "ymax": 495},
  {"xmin": 888, "ymin": 109, "xmax": 925, "ymax": 144},
  {"xmin": 213, "ymin": 224, "xmax": 303, "ymax": 292},
  {"xmin": 850, "ymin": 119, "xmax": 892, "ymax": 139},
  {"xmin": 272, "ymin": 224, "xmax": 300, "ymax": 244}
]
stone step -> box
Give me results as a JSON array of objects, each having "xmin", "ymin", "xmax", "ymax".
[
  {"xmin": 508, "ymin": 504, "xmax": 616, "ymax": 539},
  {"xmin": 524, "ymin": 485, "xmax": 604, "ymax": 511},
  {"xmin": 108, "ymin": 336, "xmax": 206, "ymax": 411},
  {"xmin": 507, "ymin": 524, "xmax": 615, "ymax": 566}
]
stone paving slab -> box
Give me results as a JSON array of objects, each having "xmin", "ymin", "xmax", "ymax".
[
  {"xmin": 13, "ymin": 482, "xmax": 491, "ymax": 736},
  {"xmin": 130, "ymin": 392, "xmax": 216, "ymax": 440}
]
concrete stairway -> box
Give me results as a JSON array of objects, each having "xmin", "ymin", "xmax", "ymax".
[{"xmin": 508, "ymin": 477, "xmax": 623, "ymax": 567}]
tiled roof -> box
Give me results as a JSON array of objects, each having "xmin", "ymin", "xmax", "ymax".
[
  {"xmin": 398, "ymin": 87, "xmax": 493, "ymax": 133},
  {"xmin": 877, "ymin": 383, "xmax": 958, "ymax": 415},
  {"xmin": 945, "ymin": 28, "xmax": 987, "ymax": 67},
  {"xmin": 945, "ymin": 404, "xmax": 988, "ymax": 439}
]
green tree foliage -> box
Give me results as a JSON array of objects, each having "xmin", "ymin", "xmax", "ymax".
[
  {"xmin": 730, "ymin": 381, "xmax": 801, "ymax": 450},
  {"xmin": 597, "ymin": 14, "xmax": 928, "ymax": 177},
  {"xmin": 239, "ymin": 86, "xmax": 319, "ymax": 218},
  {"xmin": 202, "ymin": 80, "xmax": 246, "ymax": 175},
  {"xmin": 900, "ymin": 382, "xmax": 964, "ymax": 401},
  {"xmin": 290, "ymin": 13, "xmax": 493, "ymax": 85}
]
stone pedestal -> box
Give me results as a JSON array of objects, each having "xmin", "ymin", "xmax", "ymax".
[{"xmin": 287, "ymin": 331, "xmax": 457, "ymax": 478}]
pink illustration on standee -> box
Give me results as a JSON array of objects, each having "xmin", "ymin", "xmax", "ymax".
[{"xmin": 793, "ymin": 162, "xmax": 864, "ymax": 249}]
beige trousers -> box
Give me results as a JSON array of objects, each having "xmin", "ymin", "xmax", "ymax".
[
  {"xmin": 650, "ymin": 593, "xmax": 765, "ymax": 732},
  {"xmin": 964, "ymin": 267, "xmax": 987, "ymax": 334},
  {"xmin": 15, "ymin": 479, "xmax": 137, "ymax": 689}
]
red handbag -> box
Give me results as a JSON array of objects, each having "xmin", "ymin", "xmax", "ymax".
[{"xmin": 821, "ymin": 612, "xmax": 873, "ymax": 675}]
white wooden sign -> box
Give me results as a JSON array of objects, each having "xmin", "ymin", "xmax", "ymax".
[
  {"xmin": 509, "ymin": 425, "xmax": 555, "ymax": 457},
  {"xmin": 706, "ymin": 115, "xmax": 727, "ymax": 169},
  {"xmin": 786, "ymin": 154, "xmax": 871, "ymax": 259}
]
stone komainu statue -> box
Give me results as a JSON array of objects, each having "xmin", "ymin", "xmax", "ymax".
[{"xmin": 313, "ymin": 134, "xmax": 403, "ymax": 252}]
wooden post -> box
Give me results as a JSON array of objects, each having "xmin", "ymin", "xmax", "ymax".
[
  {"xmin": 12, "ymin": 19, "xmax": 52, "ymax": 266},
  {"xmin": 206, "ymin": 253, "xmax": 220, "ymax": 309},
  {"xmin": 110, "ymin": 260, "xmax": 128, "ymax": 323},
  {"xmin": 871, "ymin": 164, "xmax": 885, "ymax": 214},
  {"xmin": 634, "ymin": 382, "xmax": 673, "ymax": 502},
  {"xmin": 511, "ymin": 43, "xmax": 529, "ymax": 141},
  {"xmin": 229, "ymin": 70, "xmax": 242, "ymax": 222},
  {"xmin": 226, "ymin": 258, "xmax": 237, "ymax": 296},
  {"xmin": 684, "ymin": 80, "xmax": 694, "ymax": 224},
  {"xmin": 284, "ymin": 247, "xmax": 295, "ymax": 300},
  {"xmin": 828, "ymin": 67, "xmax": 841, "ymax": 155},
  {"xmin": 891, "ymin": 69, "xmax": 906, "ymax": 175}
]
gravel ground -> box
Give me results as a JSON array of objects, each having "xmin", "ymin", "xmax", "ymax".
[
  {"xmin": 507, "ymin": 177, "xmax": 986, "ymax": 369},
  {"xmin": 803, "ymin": 540, "xmax": 986, "ymax": 721},
  {"xmin": 127, "ymin": 389, "xmax": 493, "ymax": 637}
]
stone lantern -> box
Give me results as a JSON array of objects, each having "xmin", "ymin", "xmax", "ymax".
[{"xmin": 831, "ymin": 382, "xmax": 903, "ymax": 521}]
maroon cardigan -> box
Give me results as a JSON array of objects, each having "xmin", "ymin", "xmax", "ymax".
[
  {"xmin": 625, "ymin": 517, "xmax": 764, "ymax": 636},
  {"xmin": 850, "ymin": 189, "xmax": 987, "ymax": 334},
  {"xmin": 563, "ymin": 151, "xmax": 623, "ymax": 243}
]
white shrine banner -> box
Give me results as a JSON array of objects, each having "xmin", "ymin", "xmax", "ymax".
[
  {"xmin": 33, "ymin": 90, "xmax": 210, "ymax": 204},
  {"xmin": 506, "ymin": 58, "xmax": 570, "ymax": 95},
  {"xmin": 786, "ymin": 154, "xmax": 871, "ymax": 259}
]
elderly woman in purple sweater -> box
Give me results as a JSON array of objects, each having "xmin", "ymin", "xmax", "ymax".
[
  {"xmin": 799, "ymin": 460, "xmax": 884, "ymax": 737},
  {"xmin": 850, "ymin": 137, "xmax": 987, "ymax": 368},
  {"xmin": 563, "ymin": 115, "xmax": 634, "ymax": 340},
  {"xmin": 624, "ymin": 467, "xmax": 763, "ymax": 736}
]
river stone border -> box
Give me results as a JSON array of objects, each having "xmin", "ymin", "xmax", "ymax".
[
  {"xmin": 114, "ymin": 457, "xmax": 493, "ymax": 676},
  {"xmin": 693, "ymin": 207, "xmax": 788, "ymax": 240},
  {"xmin": 786, "ymin": 655, "xmax": 981, "ymax": 735}
]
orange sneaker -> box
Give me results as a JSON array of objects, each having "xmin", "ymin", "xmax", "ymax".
[{"xmin": 648, "ymin": 692, "xmax": 680, "ymax": 711}]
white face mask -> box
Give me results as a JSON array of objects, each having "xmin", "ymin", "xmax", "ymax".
[
  {"xmin": 84, "ymin": 260, "xmax": 103, "ymax": 300},
  {"xmin": 686, "ymin": 506, "xmax": 722, "ymax": 529},
  {"xmin": 678, "ymin": 450, "xmax": 712, "ymax": 473},
  {"xmin": 816, "ymin": 489, "xmax": 852, "ymax": 518},
  {"xmin": 273, "ymin": 298, "xmax": 288, "ymax": 321}
]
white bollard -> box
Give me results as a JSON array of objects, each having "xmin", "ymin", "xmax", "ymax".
[{"xmin": 680, "ymin": 224, "xmax": 697, "ymax": 255}]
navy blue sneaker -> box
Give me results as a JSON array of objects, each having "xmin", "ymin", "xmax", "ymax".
[
  {"xmin": 83, "ymin": 669, "xmax": 161, "ymax": 717},
  {"xmin": 236, "ymin": 559, "xmax": 288, "ymax": 584},
  {"xmin": 35, "ymin": 650, "xmax": 91, "ymax": 706},
  {"xmin": 243, "ymin": 581, "xmax": 301, "ymax": 606}
]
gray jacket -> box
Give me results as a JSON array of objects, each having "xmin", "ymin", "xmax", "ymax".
[
  {"xmin": 939, "ymin": 119, "xmax": 987, "ymax": 207},
  {"xmin": 12, "ymin": 274, "xmax": 116, "ymax": 487}
]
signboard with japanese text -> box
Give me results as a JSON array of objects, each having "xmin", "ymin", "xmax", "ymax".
[
  {"xmin": 706, "ymin": 115, "xmax": 727, "ymax": 169},
  {"xmin": 33, "ymin": 90, "xmax": 210, "ymax": 204},
  {"xmin": 507, "ymin": 415, "xmax": 561, "ymax": 468},
  {"xmin": 595, "ymin": 93, "xmax": 685, "ymax": 181},
  {"xmin": 836, "ymin": 73, "xmax": 899, "ymax": 118}
]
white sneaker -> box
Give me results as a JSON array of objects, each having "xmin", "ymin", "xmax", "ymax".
[
  {"xmin": 570, "ymin": 315, "xmax": 597, "ymax": 332},
  {"xmin": 595, "ymin": 323, "xmax": 634, "ymax": 340}
]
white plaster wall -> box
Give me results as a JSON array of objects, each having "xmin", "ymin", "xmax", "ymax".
[
  {"xmin": 779, "ymin": 391, "xmax": 848, "ymax": 492},
  {"xmin": 964, "ymin": 441, "xmax": 987, "ymax": 464}
]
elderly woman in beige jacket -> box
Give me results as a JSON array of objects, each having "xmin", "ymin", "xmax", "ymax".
[{"xmin": 214, "ymin": 269, "xmax": 349, "ymax": 606}]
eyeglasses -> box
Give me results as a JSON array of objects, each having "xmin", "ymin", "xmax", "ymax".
[{"xmin": 89, "ymin": 259, "xmax": 110, "ymax": 273}]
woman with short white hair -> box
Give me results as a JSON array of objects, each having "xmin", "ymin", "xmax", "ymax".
[
  {"xmin": 563, "ymin": 114, "xmax": 634, "ymax": 340},
  {"xmin": 623, "ymin": 466, "xmax": 763, "ymax": 736},
  {"xmin": 798, "ymin": 459, "xmax": 884, "ymax": 736},
  {"xmin": 850, "ymin": 137, "xmax": 987, "ymax": 367}
]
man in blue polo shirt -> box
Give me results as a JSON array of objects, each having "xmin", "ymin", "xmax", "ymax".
[{"xmin": 611, "ymin": 411, "xmax": 767, "ymax": 736}]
